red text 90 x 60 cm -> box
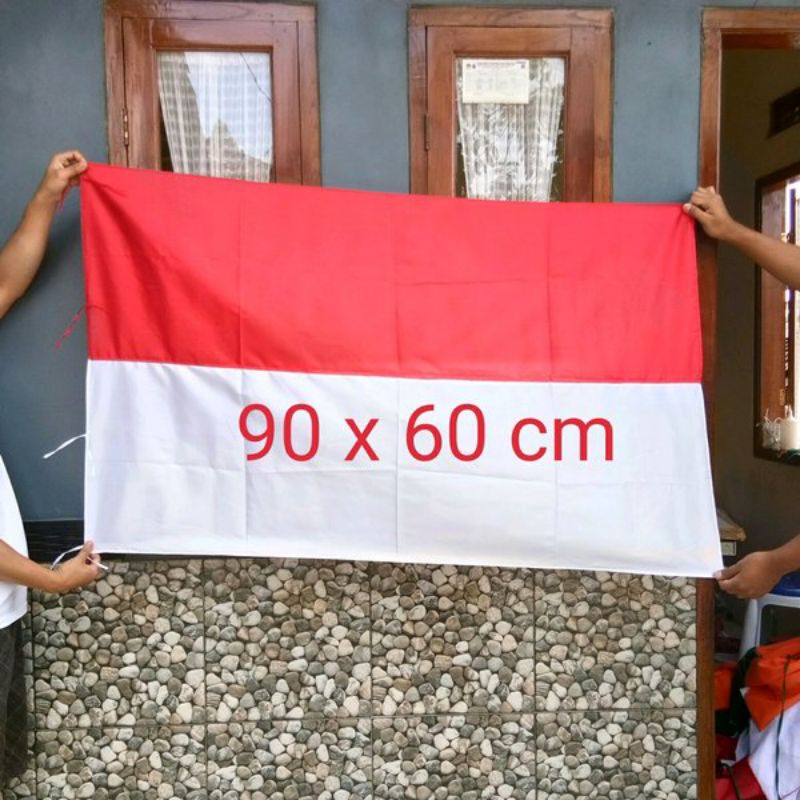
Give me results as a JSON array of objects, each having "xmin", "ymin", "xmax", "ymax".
[{"xmin": 239, "ymin": 403, "xmax": 614, "ymax": 463}]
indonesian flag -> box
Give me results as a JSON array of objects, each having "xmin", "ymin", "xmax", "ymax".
[{"xmin": 80, "ymin": 164, "xmax": 721, "ymax": 575}]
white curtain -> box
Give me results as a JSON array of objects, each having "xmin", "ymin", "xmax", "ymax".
[
  {"xmin": 457, "ymin": 59, "xmax": 565, "ymax": 201},
  {"xmin": 158, "ymin": 51, "xmax": 273, "ymax": 182}
]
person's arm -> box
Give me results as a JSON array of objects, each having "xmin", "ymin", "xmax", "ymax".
[
  {"xmin": 0, "ymin": 150, "xmax": 88, "ymax": 319},
  {"xmin": 0, "ymin": 539, "xmax": 101, "ymax": 593},
  {"xmin": 684, "ymin": 186, "xmax": 800, "ymax": 290},
  {"xmin": 714, "ymin": 534, "xmax": 800, "ymax": 599}
]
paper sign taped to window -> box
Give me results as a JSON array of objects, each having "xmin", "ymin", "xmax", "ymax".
[{"xmin": 461, "ymin": 59, "xmax": 530, "ymax": 104}]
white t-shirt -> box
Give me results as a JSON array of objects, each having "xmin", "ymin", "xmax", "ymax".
[{"xmin": 0, "ymin": 456, "xmax": 28, "ymax": 629}]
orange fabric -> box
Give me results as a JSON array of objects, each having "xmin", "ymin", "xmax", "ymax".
[
  {"xmin": 745, "ymin": 638, "xmax": 800, "ymax": 731},
  {"xmin": 715, "ymin": 662, "xmax": 737, "ymax": 712}
]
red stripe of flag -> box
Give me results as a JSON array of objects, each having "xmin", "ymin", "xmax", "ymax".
[{"xmin": 81, "ymin": 164, "xmax": 701, "ymax": 383}]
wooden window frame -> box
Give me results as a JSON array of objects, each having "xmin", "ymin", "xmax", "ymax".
[
  {"xmin": 408, "ymin": 7, "xmax": 613, "ymax": 200},
  {"xmin": 104, "ymin": 0, "xmax": 321, "ymax": 184},
  {"xmin": 701, "ymin": 10, "xmax": 800, "ymax": 798},
  {"xmin": 754, "ymin": 162, "xmax": 800, "ymax": 462}
]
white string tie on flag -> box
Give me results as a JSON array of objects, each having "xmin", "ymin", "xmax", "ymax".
[
  {"xmin": 42, "ymin": 433, "xmax": 86, "ymax": 460},
  {"xmin": 50, "ymin": 544, "xmax": 108, "ymax": 572}
]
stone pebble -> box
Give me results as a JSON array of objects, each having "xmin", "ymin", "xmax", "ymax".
[
  {"xmin": 535, "ymin": 571, "xmax": 696, "ymax": 713},
  {"xmin": 33, "ymin": 561, "xmax": 205, "ymax": 731},
  {"xmin": 372, "ymin": 564, "xmax": 534, "ymax": 715}
]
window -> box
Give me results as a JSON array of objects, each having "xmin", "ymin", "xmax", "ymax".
[
  {"xmin": 104, "ymin": 0, "xmax": 320, "ymax": 184},
  {"xmin": 409, "ymin": 8, "xmax": 612, "ymax": 201},
  {"xmin": 755, "ymin": 164, "xmax": 800, "ymax": 458}
]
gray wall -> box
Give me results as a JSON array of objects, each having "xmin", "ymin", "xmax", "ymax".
[
  {"xmin": 0, "ymin": 0, "xmax": 107, "ymax": 518},
  {"xmin": 1, "ymin": 0, "xmax": 799, "ymax": 521}
]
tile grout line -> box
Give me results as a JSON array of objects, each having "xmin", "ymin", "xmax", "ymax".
[
  {"xmin": 29, "ymin": 602, "xmax": 37, "ymax": 800},
  {"xmin": 531, "ymin": 568, "xmax": 538, "ymax": 800},
  {"xmin": 368, "ymin": 559, "xmax": 376, "ymax": 799},
  {"xmin": 201, "ymin": 557, "xmax": 209, "ymax": 796}
]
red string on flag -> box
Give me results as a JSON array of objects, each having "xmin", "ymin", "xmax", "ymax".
[{"xmin": 54, "ymin": 306, "xmax": 86, "ymax": 351}]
